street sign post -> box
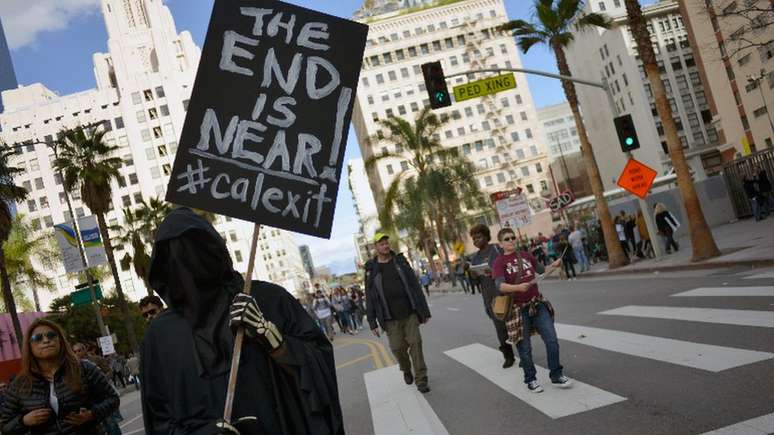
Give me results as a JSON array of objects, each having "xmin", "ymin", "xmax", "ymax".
[
  {"xmin": 71, "ymin": 283, "xmax": 103, "ymax": 306},
  {"xmin": 547, "ymin": 190, "xmax": 575, "ymax": 212},
  {"xmin": 453, "ymin": 72, "xmax": 516, "ymax": 102},
  {"xmin": 617, "ymin": 159, "xmax": 657, "ymax": 199}
]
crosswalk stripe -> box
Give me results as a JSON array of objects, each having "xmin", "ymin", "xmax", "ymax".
[
  {"xmin": 744, "ymin": 270, "xmax": 774, "ymax": 280},
  {"xmin": 700, "ymin": 412, "xmax": 774, "ymax": 434},
  {"xmin": 671, "ymin": 286, "xmax": 774, "ymax": 297},
  {"xmin": 444, "ymin": 343, "xmax": 626, "ymax": 419},
  {"xmin": 555, "ymin": 324, "xmax": 774, "ymax": 372},
  {"xmin": 364, "ymin": 365, "xmax": 450, "ymax": 435},
  {"xmin": 599, "ymin": 306, "xmax": 774, "ymax": 328}
]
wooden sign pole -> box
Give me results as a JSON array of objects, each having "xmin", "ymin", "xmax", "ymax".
[{"xmin": 223, "ymin": 223, "xmax": 262, "ymax": 423}]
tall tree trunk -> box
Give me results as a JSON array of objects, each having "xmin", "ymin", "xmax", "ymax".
[
  {"xmin": 97, "ymin": 213, "xmax": 139, "ymax": 352},
  {"xmin": 0, "ymin": 247, "xmax": 24, "ymax": 352},
  {"xmin": 553, "ymin": 44, "xmax": 629, "ymax": 268},
  {"xmin": 31, "ymin": 285, "xmax": 41, "ymax": 312},
  {"xmin": 431, "ymin": 210, "xmax": 452, "ymax": 280},
  {"xmin": 624, "ymin": 0, "xmax": 721, "ymax": 261}
]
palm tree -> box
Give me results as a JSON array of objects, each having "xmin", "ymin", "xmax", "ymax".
[
  {"xmin": 53, "ymin": 124, "xmax": 139, "ymax": 352},
  {"xmin": 139, "ymin": 197, "xmax": 173, "ymax": 238},
  {"xmin": 0, "ymin": 146, "xmax": 28, "ymax": 350},
  {"xmin": 501, "ymin": 0, "xmax": 629, "ymax": 268},
  {"xmin": 623, "ymin": 0, "xmax": 720, "ymax": 261},
  {"xmin": 366, "ymin": 108, "xmax": 488, "ymax": 275},
  {"xmin": 113, "ymin": 208, "xmax": 153, "ymax": 295},
  {"xmin": 3, "ymin": 214, "xmax": 59, "ymax": 311}
]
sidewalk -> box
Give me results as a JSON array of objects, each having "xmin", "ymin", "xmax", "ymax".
[{"xmin": 578, "ymin": 217, "xmax": 774, "ymax": 277}]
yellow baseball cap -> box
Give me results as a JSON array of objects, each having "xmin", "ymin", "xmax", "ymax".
[{"xmin": 373, "ymin": 232, "xmax": 389, "ymax": 243}]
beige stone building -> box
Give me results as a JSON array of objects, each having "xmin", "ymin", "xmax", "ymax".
[{"xmin": 678, "ymin": 0, "xmax": 774, "ymax": 159}]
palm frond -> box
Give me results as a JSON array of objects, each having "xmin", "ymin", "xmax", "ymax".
[
  {"xmin": 517, "ymin": 36, "xmax": 547, "ymax": 53},
  {"xmin": 557, "ymin": 0, "xmax": 582, "ymax": 23},
  {"xmin": 574, "ymin": 12, "xmax": 612, "ymax": 32}
]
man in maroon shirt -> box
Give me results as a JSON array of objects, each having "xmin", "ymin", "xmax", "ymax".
[{"xmin": 492, "ymin": 227, "xmax": 570, "ymax": 393}]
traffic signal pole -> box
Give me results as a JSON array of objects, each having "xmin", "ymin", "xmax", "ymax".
[{"xmin": 440, "ymin": 66, "xmax": 663, "ymax": 258}]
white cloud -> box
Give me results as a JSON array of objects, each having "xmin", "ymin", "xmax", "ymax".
[{"xmin": 1, "ymin": 0, "xmax": 101, "ymax": 50}]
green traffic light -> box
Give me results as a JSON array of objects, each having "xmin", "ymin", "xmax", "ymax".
[
  {"xmin": 435, "ymin": 91, "xmax": 445, "ymax": 102},
  {"xmin": 625, "ymin": 137, "xmax": 634, "ymax": 146}
]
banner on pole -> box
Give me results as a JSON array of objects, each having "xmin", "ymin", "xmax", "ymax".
[
  {"xmin": 166, "ymin": 0, "xmax": 368, "ymax": 239},
  {"xmin": 53, "ymin": 215, "xmax": 107, "ymax": 273},
  {"xmin": 491, "ymin": 189, "xmax": 532, "ymax": 229},
  {"xmin": 98, "ymin": 335, "xmax": 115, "ymax": 356}
]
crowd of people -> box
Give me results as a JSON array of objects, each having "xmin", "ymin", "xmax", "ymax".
[{"xmin": 305, "ymin": 284, "xmax": 366, "ymax": 341}]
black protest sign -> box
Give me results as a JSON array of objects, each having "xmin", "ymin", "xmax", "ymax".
[{"xmin": 166, "ymin": 0, "xmax": 368, "ymax": 238}]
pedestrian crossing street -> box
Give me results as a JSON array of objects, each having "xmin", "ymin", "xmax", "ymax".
[{"xmin": 364, "ymin": 281, "xmax": 774, "ymax": 435}]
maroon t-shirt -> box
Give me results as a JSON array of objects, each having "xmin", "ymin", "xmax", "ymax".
[{"xmin": 492, "ymin": 250, "xmax": 540, "ymax": 305}]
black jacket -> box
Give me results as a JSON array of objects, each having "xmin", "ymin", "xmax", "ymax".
[
  {"xmin": 364, "ymin": 252, "xmax": 431, "ymax": 330},
  {"xmin": 0, "ymin": 360, "xmax": 119, "ymax": 435},
  {"xmin": 758, "ymin": 170, "xmax": 771, "ymax": 193}
]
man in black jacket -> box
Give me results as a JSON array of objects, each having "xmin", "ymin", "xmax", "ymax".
[{"xmin": 365, "ymin": 232, "xmax": 432, "ymax": 393}]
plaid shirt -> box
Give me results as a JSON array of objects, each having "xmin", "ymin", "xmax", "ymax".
[{"xmin": 505, "ymin": 294, "xmax": 555, "ymax": 345}]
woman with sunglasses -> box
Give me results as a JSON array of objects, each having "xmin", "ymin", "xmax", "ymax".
[
  {"xmin": 492, "ymin": 227, "xmax": 570, "ymax": 394},
  {"xmin": 0, "ymin": 319, "xmax": 119, "ymax": 434}
]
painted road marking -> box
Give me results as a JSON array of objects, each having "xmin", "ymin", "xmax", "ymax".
[
  {"xmin": 444, "ymin": 343, "xmax": 626, "ymax": 419},
  {"xmin": 365, "ymin": 365, "xmax": 450, "ymax": 435},
  {"xmin": 671, "ymin": 286, "xmax": 774, "ymax": 297},
  {"xmin": 701, "ymin": 412, "xmax": 774, "ymax": 434},
  {"xmin": 599, "ymin": 306, "xmax": 774, "ymax": 328},
  {"xmin": 555, "ymin": 324, "xmax": 774, "ymax": 372},
  {"xmin": 447, "ymin": 307, "xmax": 460, "ymax": 311},
  {"xmin": 744, "ymin": 270, "xmax": 774, "ymax": 280}
]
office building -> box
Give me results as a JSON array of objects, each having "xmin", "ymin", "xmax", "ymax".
[
  {"xmin": 565, "ymin": 0, "xmax": 722, "ymax": 190},
  {"xmin": 538, "ymin": 102, "xmax": 592, "ymax": 198},
  {"xmin": 299, "ymin": 245, "xmax": 315, "ymax": 280},
  {"xmin": 678, "ymin": 0, "xmax": 774, "ymax": 156},
  {"xmin": 347, "ymin": 158, "xmax": 379, "ymax": 265},
  {"xmin": 0, "ymin": 0, "xmax": 305, "ymax": 308},
  {"xmin": 351, "ymin": 0, "xmax": 553, "ymax": 226},
  {"xmin": 0, "ymin": 18, "xmax": 18, "ymax": 114}
]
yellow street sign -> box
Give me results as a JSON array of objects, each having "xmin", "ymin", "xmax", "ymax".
[{"xmin": 453, "ymin": 73, "xmax": 516, "ymax": 102}]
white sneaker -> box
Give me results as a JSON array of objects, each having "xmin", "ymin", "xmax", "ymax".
[
  {"xmin": 527, "ymin": 381, "xmax": 543, "ymax": 393},
  {"xmin": 552, "ymin": 376, "xmax": 572, "ymax": 388}
]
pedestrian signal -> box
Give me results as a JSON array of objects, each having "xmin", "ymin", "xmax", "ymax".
[
  {"xmin": 614, "ymin": 114, "xmax": 640, "ymax": 152},
  {"xmin": 421, "ymin": 61, "xmax": 452, "ymax": 109}
]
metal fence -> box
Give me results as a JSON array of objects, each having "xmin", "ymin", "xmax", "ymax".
[{"xmin": 722, "ymin": 149, "xmax": 774, "ymax": 218}]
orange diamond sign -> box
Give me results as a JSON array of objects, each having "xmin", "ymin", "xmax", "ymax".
[{"xmin": 617, "ymin": 158, "xmax": 657, "ymax": 199}]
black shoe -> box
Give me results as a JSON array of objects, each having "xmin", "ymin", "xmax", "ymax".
[
  {"xmin": 403, "ymin": 371, "xmax": 414, "ymax": 385},
  {"xmin": 499, "ymin": 345, "xmax": 515, "ymax": 369},
  {"xmin": 417, "ymin": 384, "xmax": 430, "ymax": 393}
]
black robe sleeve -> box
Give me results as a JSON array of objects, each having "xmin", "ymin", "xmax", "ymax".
[{"xmin": 253, "ymin": 282, "xmax": 344, "ymax": 435}]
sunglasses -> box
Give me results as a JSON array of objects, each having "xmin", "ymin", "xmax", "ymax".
[
  {"xmin": 30, "ymin": 331, "xmax": 59, "ymax": 343},
  {"xmin": 501, "ymin": 236, "xmax": 517, "ymax": 242},
  {"xmin": 142, "ymin": 308, "xmax": 160, "ymax": 319}
]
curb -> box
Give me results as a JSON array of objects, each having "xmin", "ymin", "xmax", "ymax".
[{"xmin": 563, "ymin": 258, "xmax": 774, "ymax": 278}]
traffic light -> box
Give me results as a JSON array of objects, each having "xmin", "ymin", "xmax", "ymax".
[
  {"xmin": 613, "ymin": 114, "xmax": 640, "ymax": 152},
  {"xmin": 421, "ymin": 61, "xmax": 452, "ymax": 109}
]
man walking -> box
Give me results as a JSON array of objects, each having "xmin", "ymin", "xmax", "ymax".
[
  {"xmin": 365, "ymin": 232, "xmax": 432, "ymax": 393},
  {"xmin": 467, "ymin": 224, "xmax": 514, "ymax": 368},
  {"xmin": 568, "ymin": 226, "xmax": 589, "ymax": 273}
]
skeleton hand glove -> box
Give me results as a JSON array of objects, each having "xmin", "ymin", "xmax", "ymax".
[{"xmin": 229, "ymin": 293, "xmax": 283, "ymax": 351}]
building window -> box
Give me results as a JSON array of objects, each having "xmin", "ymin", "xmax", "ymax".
[
  {"xmin": 376, "ymin": 74, "xmax": 384, "ymax": 84},
  {"xmin": 520, "ymin": 111, "xmax": 528, "ymax": 121},
  {"xmin": 131, "ymin": 92, "xmax": 142, "ymax": 104},
  {"xmin": 521, "ymin": 166, "xmax": 530, "ymax": 176},
  {"xmin": 34, "ymin": 178, "xmax": 44, "ymax": 190},
  {"xmin": 235, "ymin": 251, "xmax": 243, "ymax": 262},
  {"xmin": 160, "ymin": 104, "xmax": 170, "ymax": 117},
  {"xmin": 535, "ymin": 162, "xmax": 543, "ymax": 173},
  {"xmin": 144, "ymin": 89, "xmax": 154, "ymax": 101},
  {"xmin": 155, "ymin": 86, "xmax": 165, "ymax": 98},
  {"xmin": 115, "ymin": 117, "xmax": 125, "ymax": 129},
  {"xmin": 525, "ymin": 128, "xmax": 533, "ymax": 139},
  {"xmin": 526, "ymin": 184, "xmax": 535, "ymax": 194},
  {"xmin": 386, "ymin": 164, "xmax": 394, "ymax": 175},
  {"xmin": 598, "ymin": 2, "xmax": 606, "ymax": 11}
]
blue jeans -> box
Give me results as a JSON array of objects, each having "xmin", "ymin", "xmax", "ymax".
[
  {"xmin": 751, "ymin": 197, "xmax": 765, "ymax": 220},
  {"xmin": 515, "ymin": 303, "xmax": 563, "ymax": 384},
  {"xmin": 573, "ymin": 246, "xmax": 589, "ymax": 272}
]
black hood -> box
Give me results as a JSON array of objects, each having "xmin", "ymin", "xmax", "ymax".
[{"xmin": 147, "ymin": 207, "xmax": 243, "ymax": 376}]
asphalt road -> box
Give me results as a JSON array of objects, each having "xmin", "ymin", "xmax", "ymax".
[
  {"xmin": 116, "ymin": 266, "xmax": 774, "ymax": 435},
  {"xmin": 335, "ymin": 266, "xmax": 774, "ymax": 435}
]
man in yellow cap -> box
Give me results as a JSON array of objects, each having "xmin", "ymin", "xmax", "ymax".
[{"xmin": 365, "ymin": 232, "xmax": 432, "ymax": 393}]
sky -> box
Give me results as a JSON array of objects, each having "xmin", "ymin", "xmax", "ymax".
[{"xmin": 1, "ymin": 0, "xmax": 570, "ymax": 275}]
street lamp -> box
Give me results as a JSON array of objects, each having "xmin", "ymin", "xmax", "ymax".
[{"xmin": 747, "ymin": 69, "xmax": 774, "ymax": 138}]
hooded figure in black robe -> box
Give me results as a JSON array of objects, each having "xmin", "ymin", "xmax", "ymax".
[{"xmin": 141, "ymin": 208, "xmax": 344, "ymax": 435}]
